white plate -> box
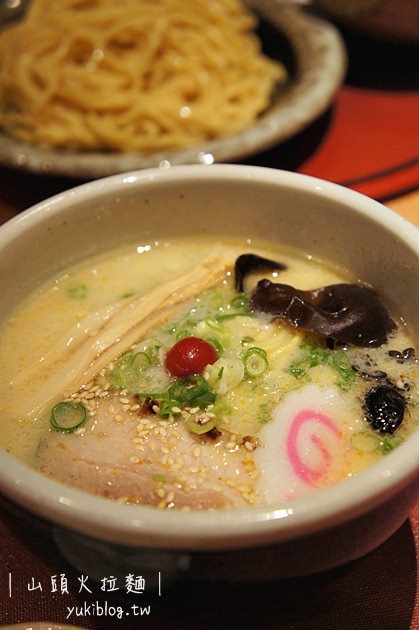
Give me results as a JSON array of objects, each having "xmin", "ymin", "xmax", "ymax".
[{"xmin": 0, "ymin": 2, "xmax": 346, "ymax": 178}]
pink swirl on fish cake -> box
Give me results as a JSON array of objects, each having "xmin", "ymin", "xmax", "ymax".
[{"xmin": 286, "ymin": 409, "xmax": 341, "ymax": 485}]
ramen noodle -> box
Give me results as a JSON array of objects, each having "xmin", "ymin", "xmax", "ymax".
[
  {"xmin": 0, "ymin": 238, "xmax": 417, "ymax": 510},
  {"xmin": 0, "ymin": 0, "xmax": 286, "ymax": 152}
]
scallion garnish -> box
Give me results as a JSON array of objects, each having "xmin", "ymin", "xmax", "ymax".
[
  {"xmin": 167, "ymin": 376, "xmax": 216, "ymax": 408},
  {"xmin": 230, "ymin": 295, "xmax": 250, "ymax": 310},
  {"xmin": 185, "ymin": 414, "xmax": 217, "ymax": 435},
  {"xmin": 131, "ymin": 351, "xmax": 152, "ymax": 370},
  {"xmin": 50, "ymin": 401, "xmax": 87, "ymax": 433},
  {"xmin": 242, "ymin": 347, "xmax": 269, "ymax": 378}
]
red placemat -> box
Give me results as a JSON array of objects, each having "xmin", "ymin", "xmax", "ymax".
[
  {"xmin": 299, "ymin": 87, "xmax": 419, "ymax": 200},
  {"xmin": 297, "ymin": 25, "xmax": 419, "ymax": 201},
  {"xmin": 246, "ymin": 27, "xmax": 419, "ymax": 203}
]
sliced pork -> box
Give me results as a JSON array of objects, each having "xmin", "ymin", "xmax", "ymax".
[{"xmin": 35, "ymin": 392, "xmax": 258, "ymax": 510}]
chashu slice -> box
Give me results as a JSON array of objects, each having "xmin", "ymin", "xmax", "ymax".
[{"xmin": 34, "ymin": 394, "xmax": 258, "ymax": 510}]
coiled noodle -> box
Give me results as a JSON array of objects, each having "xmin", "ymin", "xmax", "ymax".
[{"xmin": 0, "ymin": 0, "xmax": 286, "ymax": 152}]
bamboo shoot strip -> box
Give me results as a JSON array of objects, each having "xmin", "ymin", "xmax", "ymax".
[{"xmin": 12, "ymin": 244, "xmax": 239, "ymax": 420}]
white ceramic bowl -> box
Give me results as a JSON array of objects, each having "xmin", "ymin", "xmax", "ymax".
[{"xmin": 0, "ymin": 164, "xmax": 418, "ymax": 581}]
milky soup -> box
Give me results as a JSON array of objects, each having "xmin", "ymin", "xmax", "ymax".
[{"xmin": 0, "ymin": 238, "xmax": 417, "ymax": 509}]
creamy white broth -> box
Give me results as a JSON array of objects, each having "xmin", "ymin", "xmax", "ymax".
[{"xmin": 0, "ymin": 237, "xmax": 417, "ymax": 509}]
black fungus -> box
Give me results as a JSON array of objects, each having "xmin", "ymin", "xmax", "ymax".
[
  {"xmin": 388, "ymin": 347, "xmax": 416, "ymax": 363},
  {"xmin": 234, "ymin": 254, "xmax": 287, "ymax": 293},
  {"xmin": 352, "ymin": 365, "xmax": 388, "ymax": 381},
  {"xmin": 250, "ymin": 279, "xmax": 396, "ymax": 347},
  {"xmin": 364, "ymin": 384, "xmax": 405, "ymax": 434}
]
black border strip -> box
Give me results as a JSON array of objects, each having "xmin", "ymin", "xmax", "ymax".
[
  {"xmin": 340, "ymin": 156, "xmax": 419, "ymax": 188},
  {"xmin": 378, "ymin": 182, "xmax": 419, "ymax": 204}
]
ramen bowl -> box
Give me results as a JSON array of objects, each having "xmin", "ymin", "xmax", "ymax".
[{"xmin": 0, "ymin": 164, "xmax": 418, "ymax": 582}]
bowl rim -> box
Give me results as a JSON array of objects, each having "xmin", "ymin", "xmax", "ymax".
[{"xmin": 0, "ymin": 164, "xmax": 418, "ymax": 550}]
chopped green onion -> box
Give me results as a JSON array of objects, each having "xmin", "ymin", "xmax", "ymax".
[
  {"xmin": 201, "ymin": 317, "xmax": 220, "ymax": 332},
  {"xmin": 194, "ymin": 318, "xmax": 231, "ymax": 347},
  {"xmin": 215, "ymin": 311, "xmax": 254, "ymax": 322},
  {"xmin": 242, "ymin": 347, "xmax": 269, "ymax": 378},
  {"xmin": 67, "ymin": 284, "xmax": 88, "ymax": 300},
  {"xmin": 159, "ymin": 399, "xmax": 182, "ymax": 418},
  {"xmin": 168, "ymin": 376, "xmax": 216, "ymax": 408},
  {"xmin": 258, "ymin": 401, "xmax": 274, "ymax": 424},
  {"xmin": 379, "ymin": 436, "xmax": 401, "ymax": 453},
  {"xmin": 206, "ymin": 337, "xmax": 224, "ymax": 356},
  {"xmin": 131, "ymin": 351, "xmax": 151, "ymax": 370},
  {"xmin": 141, "ymin": 377, "xmax": 217, "ymax": 419},
  {"xmin": 153, "ymin": 473, "xmax": 168, "ymax": 484},
  {"xmin": 176, "ymin": 329, "xmax": 192, "ymax": 341},
  {"xmin": 288, "ymin": 340, "xmax": 355, "ymax": 390},
  {"xmin": 50, "ymin": 401, "xmax": 87, "ymax": 433},
  {"xmin": 205, "ymin": 358, "xmax": 244, "ymax": 394},
  {"xmin": 350, "ymin": 431, "xmax": 379, "ymax": 453},
  {"xmin": 185, "ymin": 414, "xmax": 217, "ymax": 435},
  {"xmin": 230, "ymin": 295, "xmax": 250, "ymax": 309}
]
